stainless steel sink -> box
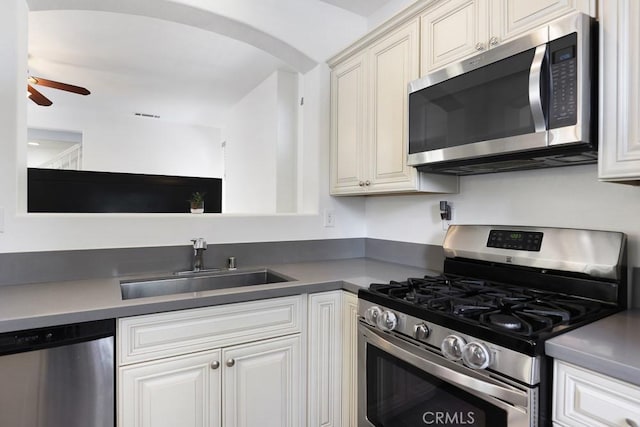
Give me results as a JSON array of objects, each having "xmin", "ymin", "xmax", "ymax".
[{"xmin": 120, "ymin": 268, "xmax": 294, "ymax": 300}]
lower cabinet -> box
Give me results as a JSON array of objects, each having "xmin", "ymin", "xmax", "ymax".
[
  {"xmin": 222, "ymin": 335, "xmax": 302, "ymax": 427},
  {"xmin": 553, "ymin": 360, "xmax": 640, "ymax": 427},
  {"xmin": 307, "ymin": 290, "xmax": 359, "ymax": 427},
  {"xmin": 118, "ymin": 292, "xmax": 358, "ymax": 427},
  {"xmin": 120, "ymin": 334, "xmax": 302, "ymax": 427},
  {"xmin": 118, "ymin": 296, "xmax": 305, "ymax": 427},
  {"xmin": 341, "ymin": 291, "xmax": 358, "ymax": 427},
  {"xmin": 119, "ymin": 349, "xmax": 222, "ymax": 427}
]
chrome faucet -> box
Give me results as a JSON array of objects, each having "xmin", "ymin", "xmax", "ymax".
[{"xmin": 191, "ymin": 238, "xmax": 207, "ymax": 271}]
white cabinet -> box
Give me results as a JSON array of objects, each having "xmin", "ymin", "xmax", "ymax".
[
  {"xmin": 330, "ymin": 52, "xmax": 368, "ymax": 194},
  {"xmin": 120, "ymin": 350, "xmax": 221, "ymax": 427},
  {"xmin": 223, "ymin": 335, "xmax": 303, "ymax": 427},
  {"xmin": 118, "ymin": 296, "xmax": 304, "ymax": 427},
  {"xmin": 307, "ymin": 290, "xmax": 359, "ymax": 427},
  {"xmin": 420, "ymin": 0, "xmax": 594, "ymax": 74},
  {"xmin": 308, "ymin": 291, "xmax": 343, "ymax": 427},
  {"xmin": 553, "ymin": 360, "xmax": 640, "ymax": 426},
  {"xmin": 598, "ymin": 0, "xmax": 640, "ymax": 183},
  {"xmin": 341, "ymin": 291, "xmax": 358, "ymax": 427},
  {"xmin": 330, "ymin": 18, "xmax": 458, "ymax": 195}
]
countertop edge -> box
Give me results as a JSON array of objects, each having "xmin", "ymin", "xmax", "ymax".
[
  {"xmin": 0, "ymin": 258, "xmax": 429, "ymax": 334},
  {"xmin": 545, "ymin": 309, "xmax": 640, "ymax": 388}
]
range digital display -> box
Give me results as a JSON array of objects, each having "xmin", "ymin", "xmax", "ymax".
[{"xmin": 487, "ymin": 230, "xmax": 543, "ymax": 251}]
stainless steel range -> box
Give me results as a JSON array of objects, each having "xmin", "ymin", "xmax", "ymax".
[{"xmin": 358, "ymin": 225, "xmax": 627, "ymax": 427}]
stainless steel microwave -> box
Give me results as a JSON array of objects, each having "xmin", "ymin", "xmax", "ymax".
[{"xmin": 407, "ymin": 13, "xmax": 596, "ymax": 175}]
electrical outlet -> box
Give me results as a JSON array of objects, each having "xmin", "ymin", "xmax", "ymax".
[{"xmin": 323, "ymin": 209, "xmax": 335, "ymax": 227}]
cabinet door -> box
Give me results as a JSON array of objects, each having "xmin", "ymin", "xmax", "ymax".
[
  {"xmin": 308, "ymin": 291, "xmax": 342, "ymax": 427},
  {"xmin": 330, "ymin": 53, "xmax": 368, "ymax": 194},
  {"xmin": 368, "ymin": 18, "xmax": 421, "ymax": 192},
  {"xmin": 420, "ymin": 0, "xmax": 488, "ymax": 74},
  {"xmin": 598, "ymin": 0, "xmax": 640, "ymax": 182},
  {"xmin": 553, "ymin": 360, "xmax": 640, "ymax": 426},
  {"xmin": 119, "ymin": 349, "xmax": 222, "ymax": 427},
  {"xmin": 341, "ymin": 291, "xmax": 359, "ymax": 427},
  {"xmin": 492, "ymin": 0, "xmax": 594, "ymax": 46},
  {"xmin": 222, "ymin": 334, "xmax": 302, "ymax": 427}
]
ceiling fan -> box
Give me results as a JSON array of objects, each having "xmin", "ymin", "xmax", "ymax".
[{"xmin": 27, "ymin": 75, "xmax": 90, "ymax": 106}]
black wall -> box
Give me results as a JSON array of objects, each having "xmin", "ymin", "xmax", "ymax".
[{"xmin": 28, "ymin": 168, "xmax": 222, "ymax": 213}]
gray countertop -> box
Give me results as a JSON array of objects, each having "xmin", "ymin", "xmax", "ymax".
[
  {"xmin": 0, "ymin": 258, "xmax": 431, "ymax": 333},
  {"xmin": 546, "ymin": 309, "xmax": 640, "ymax": 387}
]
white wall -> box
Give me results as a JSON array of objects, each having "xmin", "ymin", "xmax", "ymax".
[
  {"xmin": 223, "ymin": 72, "xmax": 279, "ymax": 213},
  {"xmin": 0, "ymin": 0, "xmax": 367, "ymax": 253},
  {"xmin": 366, "ymin": 164, "xmax": 640, "ymax": 265},
  {"xmin": 28, "ymin": 107, "xmax": 223, "ymax": 178}
]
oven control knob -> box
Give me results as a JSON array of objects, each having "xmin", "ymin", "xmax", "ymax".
[
  {"xmin": 364, "ymin": 306, "xmax": 382, "ymax": 326},
  {"xmin": 414, "ymin": 323, "xmax": 430, "ymax": 340},
  {"xmin": 377, "ymin": 310, "xmax": 398, "ymax": 331},
  {"xmin": 441, "ymin": 335, "xmax": 466, "ymax": 361},
  {"xmin": 462, "ymin": 342, "xmax": 492, "ymax": 370}
]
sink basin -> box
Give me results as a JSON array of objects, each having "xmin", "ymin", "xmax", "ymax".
[{"xmin": 120, "ymin": 268, "xmax": 294, "ymax": 300}]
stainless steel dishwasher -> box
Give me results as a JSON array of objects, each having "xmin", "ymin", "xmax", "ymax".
[{"xmin": 0, "ymin": 319, "xmax": 115, "ymax": 427}]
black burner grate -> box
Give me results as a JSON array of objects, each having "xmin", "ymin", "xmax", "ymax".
[{"xmin": 369, "ymin": 275, "xmax": 602, "ymax": 338}]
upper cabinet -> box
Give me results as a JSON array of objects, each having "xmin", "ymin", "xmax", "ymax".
[
  {"xmin": 420, "ymin": 0, "xmax": 594, "ymax": 74},
  {"xmin": 328, "ymin": 0, "xmax": 594, "ymax": 196},
  {"xmin": 330, "ymin": 17, "xmax": 458, "ymax": 195},
  {"xmin": 598, "ymin": 0, "xmax": 640, "ymax": 183}
]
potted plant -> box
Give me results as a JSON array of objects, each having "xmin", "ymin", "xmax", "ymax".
[{"xmin": 188, "ymin": 191, "xmax": 206, "ymax": 214}]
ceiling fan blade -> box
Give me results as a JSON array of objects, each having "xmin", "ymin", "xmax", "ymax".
[
  {"xmin": 27, "ymin": 84, "xmax": 53, "ymax": 106},
  {"xmin": 30, "ymin": 76, "xmax": 90, "ymax": 95}
]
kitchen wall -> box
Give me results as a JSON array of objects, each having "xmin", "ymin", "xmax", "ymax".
[
  {"xmin": 0, "ymin": 0, "xmax": 368, "ymax": 253},
  {"xmin": 223, "ymin": 70, "xmax": 298, "ymax": 214},
  {"xmin": 28, "ymin": 106, "xmax": 224, "ymax": 178},
  {"xmin": 366, "ymin": 165, "xmax": 640, "ymax": 284}
]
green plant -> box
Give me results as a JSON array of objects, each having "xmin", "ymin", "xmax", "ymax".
[{"xmin": 188, "ymin": 192, "xmax": 206, "ymax": 206}]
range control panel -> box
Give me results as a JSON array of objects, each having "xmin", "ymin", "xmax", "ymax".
[{"xmin": 487, "ymin": 230, "xmax": 543, "ymax": 251}]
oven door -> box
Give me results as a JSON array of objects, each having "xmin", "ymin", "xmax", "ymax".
[{"xmin": 358, "ymin": 322, "xmax": 534, "ymax": 427}]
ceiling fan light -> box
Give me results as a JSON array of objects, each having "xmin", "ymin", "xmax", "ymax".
[{"xmin": 27, "ymin": 76, "xmax": 38, "ymax": 84}]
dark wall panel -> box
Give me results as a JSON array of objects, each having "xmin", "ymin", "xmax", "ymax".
[{"xmin": 28, "ymin": 168, "xmax": 222, "ymax": 213}]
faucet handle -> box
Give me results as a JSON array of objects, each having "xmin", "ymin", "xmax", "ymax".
[{"xmin": 191, "ymin": 238, "xmax": 207, "ymax": 250}]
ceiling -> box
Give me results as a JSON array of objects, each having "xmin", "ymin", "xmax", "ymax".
[
  {"xmin": 26, "ymin": 0, "xmax": 398, "ymax": 128},
  {"xmin": 319, "ymin": 0, "xmax": 394, "ymax": 16}
]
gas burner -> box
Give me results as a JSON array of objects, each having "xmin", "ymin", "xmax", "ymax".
[
  {"xmin": 367, "ymin": 273, "xmax": 611, "ymax": 338},
  {"xmin": 489, "ymin": 314, "xmax": 522, "ymax": 330}
]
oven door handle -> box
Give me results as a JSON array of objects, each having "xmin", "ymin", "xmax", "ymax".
[
  {"xmin": 361, "ymin": 324, "xmax": 529, "ymax": 408},
  {"xmin": 529, "ymin": 44, "xmax": 547, "ymax": 133}
]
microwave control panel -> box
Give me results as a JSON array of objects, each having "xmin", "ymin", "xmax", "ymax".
[{"xmin": 548, "ymin": 33, "xmax": 578, "ymax": 129}]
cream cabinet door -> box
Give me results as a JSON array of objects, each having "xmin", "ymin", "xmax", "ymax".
[
  {"xmin": 553, "ymin": 360, "xmax": 640, "ymax": 426},
  {"xmin": 222, "ymin": 334, "xmax": 302, "ymax": 427},
  {"xmin": 420, "ymin": 0, "xmax": 488, "ymax": 74},
  {"xmin": 341, "ymin": 291, "xmax": 359, "ymax": 427},
  {"xmin": 420, "ymin": 0, "xmax": 593, "ymax": 75},
  {"xmin": 598, "ymin": 0, "xmax": 640, "ymax": 183},
  {"xmin": 308, "ymin": 291, "xmax": 343, "ymax": 427},
  {"xmin": 368, "ymin": 18, "xmax": 421, "ymax": 192},
  {"xmin": 492, "ymin": 0, "xmax": 594, "ymax": 45},
  {"xmin": 330, "ymin": 52, "xmax": 368, "ymax": 194},
  {"xmin": 119, "ymin": 349, "xmax": 222, "ymax": 427}
]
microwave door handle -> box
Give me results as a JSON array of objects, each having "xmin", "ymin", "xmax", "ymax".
[{"xmin": 529, "ymin": 44, "xmax": 547, "ymax": 132}]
